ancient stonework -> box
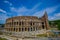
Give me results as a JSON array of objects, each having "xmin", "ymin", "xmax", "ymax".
[{"xmin": 5, "ymin": 12, "xmax": 50, "ymax": 32}]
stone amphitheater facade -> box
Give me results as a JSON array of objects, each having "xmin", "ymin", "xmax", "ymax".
[{"xmin": 4, "ymin": 12, "xmax": 50, "ymax": 37}]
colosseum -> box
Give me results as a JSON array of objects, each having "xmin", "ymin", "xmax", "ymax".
[{"xmin": 4, "ymin": 12, "xmax": 50, "ymax": 37}]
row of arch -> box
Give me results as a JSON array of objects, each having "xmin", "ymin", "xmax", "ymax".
[
  {"xmin": 5, "ymin": 27, "xmax": 42, "ymax": 32},
  {"xmin": 6, "ymin": 22, "xmax": 44, "ymax": 27}
]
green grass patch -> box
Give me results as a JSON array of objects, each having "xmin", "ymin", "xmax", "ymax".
[
  {"xmin": 0, "ymin": 37, "xmax": 7, "ymax": 40},
  {"xmin": 36, "ymin": 34, "xmax": 47, "ymax": 37}
]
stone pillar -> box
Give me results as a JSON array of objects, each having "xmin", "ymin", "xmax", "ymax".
[
  {"xmin": 18, "ymin": 21, "xmax": 19, "ymax": 32},
  {"xmin": 12, "ymin": 22, "xmax": 14, "ymax": 31},
  {"xmin": 21, "ymin": 21, "xmax": 22, "ymax": 27},
  {"xmin": 10, "ymin": 28, "xmax": 11, "ymax": 32},
  {"xmin": 32, "ymin": 22, "xmax": 33, "ymax": 26},
  {"xmin": 35, "ymin": 27, "xmax": 36, "ymax": 31},
  {"xmin": 27, "ymin": 27, "xmax": 28, "ymax": 31},
  {"xmin": 44, "ymin": 22, "xmax": 46, "ymax": 29},
  {"xmin": 11, "ymin": 22, "xmax": 12, "ymax": 31},
  {"xmin": 29, "ymin": 27, "xmax": 30, "ymax": 31},
  {"xmin": 12, "ymin": 23, "xmax": 15, "ymax": 31},
  {"xmin": 16, "ymin": 28, "xmax": 17, "ymax": 32},
  {"xmin": 7, "ymin": 28, "xmax": 10, "ymax": 31},
  {"xmin": 15, "ymin": 28, "xmax": 16, "ymax": 32},
  {"xmin": 21, "ymin": 27, "xmax": 22, "ymax": 32},
  {"xmin": 15, "ymin": 27, "xmax": 16, "ymax": 32},
  {"xmin": 32, "ymin": 27, "xmax": 33, "ymax": 31},
  {"xmin": 11, "ymin": 28, "xmax": 13, "ymax": 32},
  {"xmin": 26, "ymin": 27, "xmax": 28, "ymax": 31},
  {"xmin": 40, "ymin": 22, "xmax": 42, "ymax": 30},
  {"xmin": 9, "ymin": 28, "xmax": 10, "ymax": 31},
  {"xmin": 28, "ymin": 27, "xmax": 29, "ymax": 31},
  {"xmin": 6, "ymin": 28, "xmax": 8, "ymax": 31},
  {"xmin": 36, "ymin": 27, "xmax": 37, "ymax": 30},
  {"xmin": 33, "ymin": 27, "xmax": 34, "ymax": 31},
  {"xmin": 23, "ymin": 27, "xmax": 25, "ymax": 31},
  {"xmin": 31, "ymin": 27, "xmax": 32, "ymax": 31},
  {"xmin": 11, "ymin": 27, "xmax": 13, "ymax": 31}
]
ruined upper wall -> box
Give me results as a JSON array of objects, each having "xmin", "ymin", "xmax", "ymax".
[
  {"xmin": 6, "ymin": 16, "xmax": 42, "ymax": 23},
  {"xmin": 6, "ymin": 16, "xmax": 38, "ymax": 20}
]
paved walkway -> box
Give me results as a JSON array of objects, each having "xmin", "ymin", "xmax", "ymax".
[
  {"xmin": 0, "ymin": 35, "xmax": 17, "ymax": 40},
  {"xmin": 0, "ymin": 35, "xmax": 60, "ymax": 40}
]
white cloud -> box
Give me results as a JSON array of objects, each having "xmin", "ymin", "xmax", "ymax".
[
  {"xmin": 45, "ymin": 6, "xmax": 58, "ymax": 14},
  {"xmin": 33, "ymin": 6, "xmax": 59, "ymax": 18},
  {"xmin": 31, "ymin": 3, "xmax": 41, "ymax": 11},
  {"xmin": 10, "ymin": 5, "xmax": 59, "ymax": 20},
  {"xmin": 4, "ymin": 1, "xmax": 10, "ymax": 3},
  {"xmin": 33, "ymin": 10, "xmax": 45, "ymax": 17},
  {"xmin": 10, "ymin": 7, "xmax": 29, "ymax": 16},
  {"xmin": 10, "ymin": 7, "xmax": 17, "ymax": 12},
  {"xmin": 10, "ymin": 4, "xmax": 59, "ymax": 21},
  {"xmin": 49, "ymin": 13, "xmax": 60, "ymax": 20},
  {"xmin": 10, "ymin": 3, "xmax": 41, "ymax": 16},
  {"xmin": 4, "ymin": 0, "xmax": 12, "ymax": 6},
  {"xmin": 0, "ymin": 14, "xmax": 8, "ymax": 20},
  {"xmin": 0, "ymin": 13, "xmax": 9, "ymax": 24},
  {"xmin": 55, "ymin": 13, "xmax": 60, "ymax": 17},
  {"xmin": 0, "ymin": 9, "xmax": 9, "ymax": 23},
  {"xmin": 0, "ymin": 9, "xmax": 7, "ymax": 13},
  {"xmin": 0, "ymin": 2, "xmax": 59, "ymax": 23}
]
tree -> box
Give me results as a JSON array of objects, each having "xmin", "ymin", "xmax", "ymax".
[{"xmin": 58, "ymin": 23, "xmax": 60, "ymax": 30}]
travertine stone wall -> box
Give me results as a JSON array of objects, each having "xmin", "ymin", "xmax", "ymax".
[{"xmin": 5, "ymin": 12, "xmax": 49, "ymax": 32}]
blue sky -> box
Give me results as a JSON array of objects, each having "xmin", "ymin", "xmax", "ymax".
[{"xmin": 0, "ymin": 0, "xmax": 60, "ymax": 24}]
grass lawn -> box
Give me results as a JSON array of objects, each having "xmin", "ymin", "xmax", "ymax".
[
  {"xmin": 36, "ymin": 34, "xmax": 47, "ymax": 37},
  {"xmin": 0, "ymin": 37, "xmax": 7, "ymax": 40}
]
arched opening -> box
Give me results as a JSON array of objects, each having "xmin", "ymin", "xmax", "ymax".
[
  {"xmin": 25, "ymin": 28, "xmax": 27, "ymax": 31},
  {"xmin": 28, "ymin": 28, "xmax": 30, "ymax": 31},
  {"xmin": 22, "ymin": 28, "xmax": 24, "ymax": 31},
  {"xmin": 31, "ymin": 27, "xmax": 32, "ymax": 31},
  {"xmin": 42, "ymin": 25, "xmax": 44, "ymax": 29},
  {"xmin": 14, "ymin": 28, "xmax": 15, "ymax": 31},
  {"xmin": 42, "ymin": 22, "xmax": 45, "ymax": 29},
  {"xmin": 19, "ymin": 22, "xmax": 21, "ymax": 25}
]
